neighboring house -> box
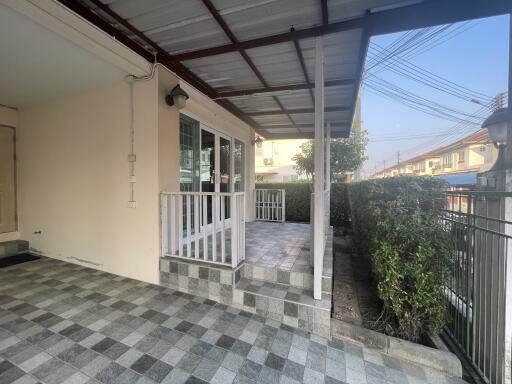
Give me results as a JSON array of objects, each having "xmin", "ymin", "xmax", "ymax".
[
  {"xmin": 255, "ymin": 139, "xmax": 308, "ymax": 182},
  {"xmin": 373, "ymin": 130, "xmax": 498, "ymax": 179}
]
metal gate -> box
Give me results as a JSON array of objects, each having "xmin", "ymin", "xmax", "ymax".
[{"xmin": 255, "ymin": 189, "xmax": 285, "ymax": 222}]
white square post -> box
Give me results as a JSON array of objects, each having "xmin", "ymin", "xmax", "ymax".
[
  {"xmin": 246, "ymin": 128, "xmax": 257, "ymax": 222},
  {"xmin": 313, "ymin": 36, "xmax": 325, "ymax": 300},
  {"xmin": 326, "ymin": 122, "xmax": 331, "ymax": 189}
]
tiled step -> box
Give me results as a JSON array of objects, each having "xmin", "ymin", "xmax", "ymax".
[
  {"xmin": 0, "ymin": 240, "xmax": 29, "ymax": 259},
  {"xmin": 233, "ymin": 277, "xmax": 331, "ymax": 338},
  {"xmin": 243, "ymin": 262, "xmax": 332, "ymax": 293}
]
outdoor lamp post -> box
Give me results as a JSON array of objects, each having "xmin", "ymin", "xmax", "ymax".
[
  {"xmin": 165, "ymin": 84, "xmax": 189, "ymax": 109},
  {"xmin": 482, "ymin": 108, "xmax": 510, "ymax": 171}
]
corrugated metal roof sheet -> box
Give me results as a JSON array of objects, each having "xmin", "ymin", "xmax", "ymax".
[
  {"xmin": 183, "ymin": 52, "xmax": 262, "ymax": 90},
  {"xmin": 80, "ymin": 0, "xmax": 425, "ymax": 139}
]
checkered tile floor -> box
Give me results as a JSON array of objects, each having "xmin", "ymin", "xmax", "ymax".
[
  {"xmin": 245, "ymin": 222, "xmax": 311, "ymax": 272},
  {"xmin": 0, "ymin": 258, "xmax": 465, "ymax": 384}
]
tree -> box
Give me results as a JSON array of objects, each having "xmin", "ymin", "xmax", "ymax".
[{"xmin": 292, "ymin": 129, "xmax": 368, "ymax": 181}]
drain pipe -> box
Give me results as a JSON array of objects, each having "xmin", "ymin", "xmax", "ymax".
[{"xmin": 126, "ymin": 77, "xmax": 136, "ymax": 208}]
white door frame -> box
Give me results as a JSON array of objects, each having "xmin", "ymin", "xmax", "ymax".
[{"xmin": 199, "ymin": 124, "xmax": 233, "ymax": 232}]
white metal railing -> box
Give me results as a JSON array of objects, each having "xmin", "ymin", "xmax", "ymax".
[
  {"xmin": 255, "ymin": 189, "xmax": 285, "ymax": 222},
  {"xmin": 161, "ymin": 192, "xmax": 245, "ymax": 268}
]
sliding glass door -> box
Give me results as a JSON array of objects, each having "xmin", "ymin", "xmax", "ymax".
[{"xmin": 179, "ymin": 114, "xmax": 244, "ymax": 224}]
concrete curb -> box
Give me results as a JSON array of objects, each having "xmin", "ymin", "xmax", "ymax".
[{"xmin": 331, "ymin": 318, "xmax": 462, "ymax": 378}]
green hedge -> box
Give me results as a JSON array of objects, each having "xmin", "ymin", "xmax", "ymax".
[
  {"xmin": 347, "ymin": 176, "xmax": 450, "ymax": 341},
  {"xmin": 255, "ymin": 182, "xmax": 350, "ymax": 226}
]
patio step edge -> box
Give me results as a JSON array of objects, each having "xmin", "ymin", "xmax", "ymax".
[
  {"xmin": 233, "ymin": 277, "xmax": 331, "ymax": 338},
  {"xmin": 331, "ymin": 318, "xmax": 463, "ymax": 379},
  {"xmin": 243, "ymin": 262, "xmax": 332, "ymax": 293}
]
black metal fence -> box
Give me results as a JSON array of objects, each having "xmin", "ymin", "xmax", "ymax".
[{"xmin": 442, "ymin": 190, "xmax": 512, "ymax": 384}]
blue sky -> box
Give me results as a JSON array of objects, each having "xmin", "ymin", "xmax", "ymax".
[{"xmin": 360, "ymin": 14, "xmax": 509, "ymax": 178}]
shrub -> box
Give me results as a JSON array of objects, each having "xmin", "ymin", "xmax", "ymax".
[
  {"xmin": 348, "ymin": 176, "xmax": 450, "ymax": 341},
  {"xmin": 330, "ymin": 183, "xmax": 350, "ymax": 227}
]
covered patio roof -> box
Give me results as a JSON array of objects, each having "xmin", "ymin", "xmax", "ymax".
[{"xmin": 59, "ymin": 0, "xmax": 511, "ymax": 139}]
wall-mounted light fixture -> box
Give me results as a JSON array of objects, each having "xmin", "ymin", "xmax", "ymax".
[
  {"xmin": 252, "ymin": 136, "xmax": 263, "ymax": 148},
  {"xmin": 165, "ymin": 84, "xmax": 189, "ymax": 109},
  {"xmin": 482, "ymin": 108, "xmax": 510, "ymax": 171}
]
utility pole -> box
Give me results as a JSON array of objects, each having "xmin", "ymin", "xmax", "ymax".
[
  {"xmin": 397, "ymin": 151, "xmax": 401, "ymax": 175},
  {"xmin": 383, "ymin": 160, "xmax": 386, "ymax": 178}
]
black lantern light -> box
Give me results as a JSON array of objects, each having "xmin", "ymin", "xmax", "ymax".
[{"xmin": 165, "ymin": 84, "xmax": 189, "ymax": 109}]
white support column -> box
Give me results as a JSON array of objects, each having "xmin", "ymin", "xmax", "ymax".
[
  {"xmin": 313, "ymin": 36, "xmax": 325, "ymax": 301},
  {"xmin": 246, "ymin": 128, "xmax": 257, "ymax": 222},
  {"xmin": 326, "ymin": 122, "xmax": 331, "ymax": 189}
]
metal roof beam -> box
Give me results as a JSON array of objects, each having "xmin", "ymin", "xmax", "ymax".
[
  {"xmin": 57, "ymin": 0, "xmax": 262, "ymax": 131},
  {"xmin": 321, "ymin": 0, "xmax": 329, "ymax": 26},
  {"xmin": 260, "ymin": 122, "xmax": 348, "ymax": 130},
  {"xmin": 261, "ymin": 130, "xmax": 350, "ymax": 140},
  {"xmin": 200, "ymin": 0, "xmax": 297, "ymax": 130},
  {"xmin": 216, "ymin": 78, "xmax": 354, "ymax": 98},
  {"xmin": 170, "ymin": 0, "xmax": 512, "ymax": 62},
  {"xmin": 347, "ymin": 25, "xmax": 370, "ymax": 135},
  {"xmin": 292, "ymin": 34, "xmax": 314, "ymax": 103},
  {"xmin": 247, "ymin": 106, "xmax": 350, "ymax": 116}
]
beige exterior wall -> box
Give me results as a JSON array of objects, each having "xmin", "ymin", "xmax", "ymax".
[
  {"xmin": 17, "ymin": 79, "xmax": 161, "ymax": 283},
  {"xmin": 14, "ymin": 66, "xmax": 254, "ymax": 284},
  {"xmin": 468, "ymin": 143, "xmax": 497, "ymax": 172}
]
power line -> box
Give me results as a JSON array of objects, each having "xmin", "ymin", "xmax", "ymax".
[
  {"xmin": 366, "ymin": 43, "xmax": 494, "ymax": 104},
  {"xmin": 365, "ymin": 76, "xmax": 486, "ymax": 124}
]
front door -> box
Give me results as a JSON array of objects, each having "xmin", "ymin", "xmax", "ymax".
[
  {"xmin": 0, "ymin": 126, "xmax": 16, "ymax": 234},
  {"xmin": 200, "ymin": 128, "xmax": 231, "ymax": 194},
  {"xmin": 200, "ymin": 127, "xmax": 231, "ymax": 225}
]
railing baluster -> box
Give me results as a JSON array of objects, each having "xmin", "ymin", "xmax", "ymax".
[
  {"xmin": 194, "ymin": 195, "xmax": 199, "ymax": 258},
  {"xmin": 282, "ymin": 189, "xmax": 286, "ymax": 222},
  {"xmin": 170, "ymin": 194, "xmax": 176, "ymax": 254},
  {"xmin": 161, "ymin": 194, "xmax": 168, "ymax": 255},
  {"xmin": 221, "ymin": 196, "xmax": 226, "ymax": 264},
  {"xmin": 212, "ymin": 195, "xmax": 217, "ymax": 262},
  {"xmin": 178, "ymin": 194, "xmax": 183, "ymax": 257},
  {"xmin": 203, "ymin": 195, "xmax": 208, "ymax": 261},
  {"xmin": 186, "ymin": 195, "xmax": 191, "ymax": 258}
]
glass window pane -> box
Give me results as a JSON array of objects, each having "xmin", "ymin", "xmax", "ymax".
[
  {"xmin": 234, "ymin": 139, "xmax": 245, "ymax": 192},
  {"xmin": 219, "ymin": 137, "xmax": 231, "ymax": 193},
  {"xmin": 201, "ymin": 129, "xmax": 215, "ymax": 191},
  {"xmin": 179, "ymin": 114, "xmax": 199, "ymax": 192}
]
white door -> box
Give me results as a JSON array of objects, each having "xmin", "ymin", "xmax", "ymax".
[
  {"xmin": 0, "ymin": 127, "xmax": 16, "ymax": 233},
  {"xmin": 200, "ymin": 126, "xmax": 232, "ymax": 230}
]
